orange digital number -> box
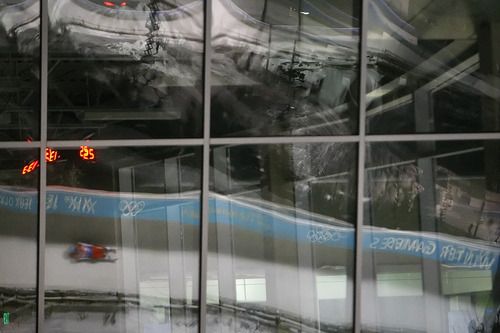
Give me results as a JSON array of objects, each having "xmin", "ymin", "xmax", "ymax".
[
  {"xmin": 22, "ymin": 160, "xmax": 39, "ymax": 174},
  {"xmin": 80, "ymin": 146, "xmax": 95, "ymax": 160},
  {"xmin": 45, "ymin": 148, "xmax": 59, "ymax": 162},
  {"xmin": 22, "ymin": 149, "xmax": 59, "ymax": 175}
]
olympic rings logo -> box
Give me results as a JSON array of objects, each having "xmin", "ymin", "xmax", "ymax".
[
  {"xmin": 119, "ymin": 200, "xmax": 145, "ymax": 216},
  {"xmin": 307, "ymin": 227, "xmax": 344, "ymax": 243}
]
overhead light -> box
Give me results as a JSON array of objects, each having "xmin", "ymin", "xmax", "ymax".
[
  {"xmin": 301, "ymin": 11, "xmax": 310, "ymax": 15},
  {"xmin": 104, "ymin": 1, "xmax": 127, "ymax": 6}
]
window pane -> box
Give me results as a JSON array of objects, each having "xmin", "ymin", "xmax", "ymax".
[
  {"xmin": 47, "ymin": 1, "xmax": 204, "ymax": 140},
  {"xmin": 0, "ymin": 1, "xmax": 40, "ymax": 141},
  {"xmin": 0, "ymin": 148, "xmax": 38, "ymax": 330},
  {"xmin": 367, "ymin": 0, "xmax": 500, "ymax": 134},
  {"xmin": 208, "ymin": 143, "xmax": 356, "ymax": 331},
  {"xmin": 44, "ymin": 146, "xmax": 201, "ymax": 332},
  {"xmin": 211, "ymin": 0, "xmax": 360, "ymax": 137},
  {"xmin": 363, "ymin": 140, "xmax": 500, "ymax": 332}
]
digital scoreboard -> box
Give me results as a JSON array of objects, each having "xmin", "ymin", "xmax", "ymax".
[{"xmin": 22, "ymin": 147, "xmax": 98, "ymax": 174}]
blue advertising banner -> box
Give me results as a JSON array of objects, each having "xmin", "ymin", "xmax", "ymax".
[{"xmin": 1, "ymin": 186, "xmax": 499, "ymax": 271}]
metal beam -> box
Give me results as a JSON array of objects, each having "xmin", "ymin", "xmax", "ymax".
[
  {"xmin": 198, "ymin": 0, "xmax": 212, "ymax": 330},
  {"xmin": 354, "ymin": 0, "xmax": 368, "ymax": 331},
  {"xmin": 37, "ymin": 0, "xmax": 48, "ymax": 331}
]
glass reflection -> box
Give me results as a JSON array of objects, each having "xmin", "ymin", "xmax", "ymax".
[
  {"xmin": 0, "ymin": 148, "xmax": 38, "ymax": 330},
  {"xmin": 208, "ymin": 143, "xmax": 356, "ymax": 331},
  {"xmin": 0, "ymin": 0, "xmax": 40, "ymax": 141},
  {"xmin": 363, "ymin": 140, "xmax": 500, "ymax": 333},
  {"xmin": 211, "ymin": 0, "xmax": 360, "ymax": 137},
  {"xmin": 47, "ymin": 0, "xmax": 204, "ymax": 140},
  {"xmin": 367, "ymin": 0, "xmax": 500, "ymax": 134},
  {"xmin": 45, "ymin": 146, "xmax": 201, "ymax": 332}
]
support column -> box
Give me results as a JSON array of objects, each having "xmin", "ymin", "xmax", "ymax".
[
  {"xmin": 212, "ymin": 147, "xmax": 238, "ymax": 332},
  {"xmin": 166, "ymin": 206, "xmax": 188, "ymax": 333},
  {"xmin": 415, "ymin": 87, "xmax": 447, "ymax": 333},
  {"xmin": 418, "ymin": 157, "xmax": 447, "ymax": 333},
  {"xmin": 118, "ymin": 167, "xmax": 140, "ymax": 333},
  {"xmin": 215, "ymin": 199, "xmax": 238, "ymax": 333},
  {"xmin": 263, "ymin": 145, "xmax": 303, "ymax": 331},
  {"xmin": 479, "ymin": 21, "xmax": 500, "ymax": 331},
  {"xmin": 292, "ymin": 146, "xmax": 320, "ymax": 331}
]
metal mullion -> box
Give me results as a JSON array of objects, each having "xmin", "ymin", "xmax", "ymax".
[
  {"xmin": 210, "ymin": 135, "xmax": 359, "ymax": 146},
  {"xmin": 198, "ymin": 0, "xmax": 212, "ymax": 331},
  {"xmin": 366, "ymin": 132, "xmax": 500, "ymax": 142},
  {"xmin": 37, "ymin": 0, "xmax": 48, "ymax": 331},
  {"xmin": 46, "ymin": 138, "xmax": 205, "ymax": 148},
  {"xmin": 0, "ymin": 141, "xmax": 41, "ymax": 148},
  {"xmin": 354, "ymin": 0, "xmax": 369, "ymax": 332},
  {"xmin": 42, "ymin": 131, "xmax": 500, "ymax": 149}
]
